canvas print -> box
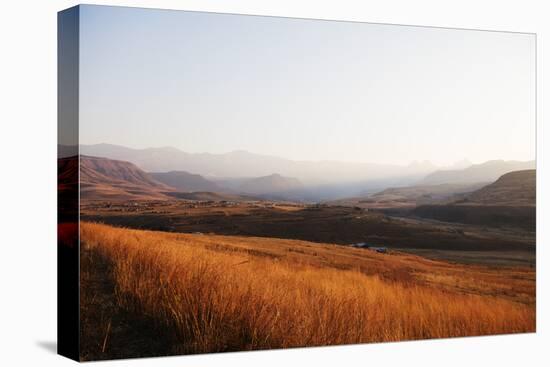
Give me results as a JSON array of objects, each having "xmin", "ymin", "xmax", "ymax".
[{"xmin": 58, "ymin": 5, "xmax": 536, "ymax": 362}]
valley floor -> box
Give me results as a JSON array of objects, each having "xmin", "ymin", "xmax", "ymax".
[{"xmin": 81, "ymin": 200, "xmax": 536, "ymax": 266}]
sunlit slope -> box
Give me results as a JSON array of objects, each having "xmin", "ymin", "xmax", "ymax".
[
  {"xmin": 465, "ymin": 169, "xmax": 535, "ymax": 206},
  {"xmin": 80, "ymin": 222, "xmax": 535, "ymax": 358}
]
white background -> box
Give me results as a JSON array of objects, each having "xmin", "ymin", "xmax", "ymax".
[{"xmin": 0, "ymin": 0, "xmax": 547, "ymax": 366}]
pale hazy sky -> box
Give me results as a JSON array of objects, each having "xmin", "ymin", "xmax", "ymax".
[{"xmin": 79, "ymin": 5, "xmax": 535, "ymax": 166}]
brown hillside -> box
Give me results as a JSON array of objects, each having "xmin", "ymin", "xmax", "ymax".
[
  {"xmin": 79, "ymin": 156, "xmax": 174, "ymax": 200},
  {"xmin": 412, "ymin": 170, "xmax": 536, "ymax": 230},
  {"xmin": 80, "ymin": 156, "xmax": 169, "ymax": 188},
  {"xmin": 464, "ymin": 169, "xmax": 535, "ymax": 206}
]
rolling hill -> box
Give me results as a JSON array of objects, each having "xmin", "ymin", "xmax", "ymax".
[
  {"xmin": 78, "ymin": 156, "xmax": 174, "ymax": 200},
  {"xmin": 420, "ymin": 160, "xmax": 535, "ymax": 185},
  {"xmin": 237, "ymin": 173, "xmax": 303, "ymax": 196},
  {"xmin": 463, "ymin": 169, "xmax": 535, "ymax": 206},
  {"xmin": 412, "ymin": 170, "xmax": 536, "ymax": 230},
  {"xmin": 81, "ymin": 156, "xmax": 169, "ymax": 188},
  {"xmin": 369, "ymin": 182, "xmax": 485, "ymax": 205},
  {"xmin": 63, "ymin": 156, "xmax": 263, "ymax": 202},
  {"xmin": 327, "ymin": 182, "xmax": 486, "ymax": 209},
  {"xmin": 151, "ymin": 171, "xmax": 222, "ymax": 192}
]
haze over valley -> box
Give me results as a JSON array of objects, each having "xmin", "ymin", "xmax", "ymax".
[
  {"xmin": 73, "ymin": 143, "xmax": 535, "ymax": 202},
  {"xmin": 60, "ymin": 143, "xmax": 535, "ymax": 267}
]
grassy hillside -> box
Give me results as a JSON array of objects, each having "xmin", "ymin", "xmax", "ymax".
[{"xmin": 80, "ymin": 222, "xmax": 534, "ymax": 360}]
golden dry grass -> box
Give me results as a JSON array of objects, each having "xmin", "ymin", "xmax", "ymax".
[{"xmin": 80, "ymin": 222, "xmax": 535, "ymax": 357}]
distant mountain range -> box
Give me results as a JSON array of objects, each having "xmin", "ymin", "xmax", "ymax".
[
  {"xmin": 60, "ymin": 152, "xmax": 537, "ymax": 210},
  {"xmin": 420, "ymin": 160, "xmax": 535, "ymax": 185},
  {"xmin": 328, "ymin": 165, "xmax": 536, "ymax": 209},
  {"xmin": 78, "ymin": 143, "xmax": 438, "ymax": 185},
  {"xmin": 63, "ymin": 155, "xmax": 303, "ymax": 202},
  {"xmin": 60, "ymin": 144, "xmax": 535, "ymax": 202}
]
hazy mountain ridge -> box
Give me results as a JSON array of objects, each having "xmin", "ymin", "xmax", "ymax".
[
  {"xmin": 326, "ymin": 165, "xmax": 535, "ymax": 209},
  {"xmin": 71, "ymin": 144, "xmax": 535, "ymax": 202},
  {"xmin": 151, "ymin": 171, "xmax": 222, "ymax": 193},
  {"xmin": 326, "ymin": 182, "xmax": 486, "ymax": 209},
  {"xmin": 411, "ymin": 170, "xmax": 536, "ymax": 230},
  {"xmin": 68, "ymin": 155, "xmax": 265, "ymax": 202},
  {"xmin": 79, "ymin": 143, "xmax": 438, "ymax": 185},
  {"xmin": 237, "ymin": 174, "xmax": 303, "ymax": 196},
  {"xmin": 372, "ymin": 182, "xmax": 487, "ymax": 202},
  {"xmin": 420, "ymin": 160, "xmax": 535, "ymax": 185}
]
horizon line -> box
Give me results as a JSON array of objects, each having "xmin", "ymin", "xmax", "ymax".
[{"xmin": 58, "ymin": 142, "xmax": 536, "ymax": 168}]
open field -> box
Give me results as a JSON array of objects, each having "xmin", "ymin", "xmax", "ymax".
[
  {"xmin": 81, "ymin": 199, "xmax": 535, "ymax": 266},
  {"xmin": 410, "ymin": 204, "xmax": 535, "ymax": 231},
  {"xmin": 80, "ymin": 222, "xmax": 535, "ymax": 360}
]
